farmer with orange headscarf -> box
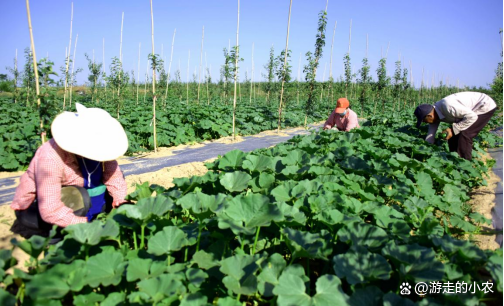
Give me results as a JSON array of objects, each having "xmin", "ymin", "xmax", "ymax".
[{"xmin": 323, "ymin": 98, "xmax": 360, "ymax": 132}]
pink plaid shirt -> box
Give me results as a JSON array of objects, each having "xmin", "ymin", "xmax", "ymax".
[
  {"xmin": 324, "ymin": 108, "xmax": 360, "ymax": 131},
  {"xmin": 11, "ymin": 139, "xmax": 127, "ymax": 227}
]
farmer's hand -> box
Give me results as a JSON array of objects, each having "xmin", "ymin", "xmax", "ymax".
[{"xmin": 443, "ymin": 128, "xmax": 453, "ymax": 140}]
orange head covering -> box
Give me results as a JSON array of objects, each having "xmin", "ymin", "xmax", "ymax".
[{"xmin": 335, "ymin": 98, "xmax": 350, "ymax": 113}]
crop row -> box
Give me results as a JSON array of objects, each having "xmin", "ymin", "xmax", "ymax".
[
  {"xmin": 0, "ymin": 97, "xmax": 328, "ymax": 171},
  {"xmin": 0, "ymin": 110, "xmax": 501, "ymax": 305}
]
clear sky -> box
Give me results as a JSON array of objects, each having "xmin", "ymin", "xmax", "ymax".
[{"xmin": 0, "ymin": 0, "xmax": 502, "ymax": 89}]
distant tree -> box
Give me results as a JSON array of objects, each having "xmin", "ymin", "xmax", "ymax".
[{"xmin": 84, "ymin": 53, "xmax": 103, "ymax": 103}]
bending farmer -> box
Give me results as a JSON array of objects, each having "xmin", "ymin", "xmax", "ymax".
[
  {"xmin": 414, "ymin": 91, "xmax": 497, "ymax": 160},
  {"xmin": 323, "ymin": 98, "xmax": 360, "ymax": 131},
  {"xmin": 11, "ymin": 103, "xmax": 129, "ymax": 238}
]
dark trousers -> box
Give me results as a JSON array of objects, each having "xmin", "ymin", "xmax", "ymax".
[{"xmin": 448, "ymin": 108, "xmax": 497, "ymax": 160}]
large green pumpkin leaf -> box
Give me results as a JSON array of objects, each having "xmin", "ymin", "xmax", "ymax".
[
  {"xmin": 85, "ymin": 251, "xmax": 126, "ymax": 287},
  {"xmin": 116, "ymin": 195, "xmax": 174, "ymax": 221},
  {"xmin": 177, "ymin": 191, "xmax": 227, "ymax": 218},
  {"xmin": 486, "ymin": 252, "xmax": 503, "ymax": 292},
  {"xmin": 181, "ymin": 292, "xmax": 208, "ymax": 306},
  {"xmin": 282, "ymin": 227, "xmax": 332, "ymax": 260},
  {"xmin": 11, "ymin": 235, "xmax": 49, "ymax": 259},
  {"xmin": 137, "ymin": 273, "xmax": 186, "ymax": 304},
  {"xmin": 333, "ymin": 246, "xmax": 392, "ymax": 285},
  {"xmin": 220, "ymin": 254, "xmax": 259, "ymax": 295},
  {"xmin": 101, "ymin": 292, "xmax": 126, "ymax": 306},
  {"xmin": 148, "ymin": 226, "xmax": 190, "ymax": 256},
  {"xmin": 337, "ymin": 222, "xmax": 388, "ymax": 251},
  {"xmin": 414, "ymin": 171, "xmax": 435, "ymax": 197},
  {"xmin": 219, "ymin": 171, "xmax": 252, "ymax": 192},
  {"xmin": 257, "ymin": 253, "xmax": 287, "ymax": 297},
  {"xmin": 271, "ymin": 180, "xmax": 298, "ymax": 202},
  {"xmin": 126, "ymin": 257, "xmax": 153, "ymax": 282},
  {"xmin": 381, "ymin": 241, "xmax": 444, "ymax": 283},
  {"xmin": 273, "ymin": 273, "xmax": 349, "ymax": 306},
  {"xmin": 26, "ymin": 268, "xmax": 70, "ymax": 299},
  {"xmin": 218, "ymin": 193, "xmax": 283, "ymax": 235},
  {"xmin": 348, "ymin": 286, "xmax": 384, "ymax": 306},
  {"xmin": 73, "ymin": 292, "xmax": 105, "ymax": 306},
  {"xmin": 218, "ymin": 149, "xmax": 247, "ymax": 170},
  {"xmin": 243, "ymin": 154, "xmax": 274, "ymax": 173},
  {"xmin": 64, "ymin": 219, "xmax": 119, "ymax": 246}
]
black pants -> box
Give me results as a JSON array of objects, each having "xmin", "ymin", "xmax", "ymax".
[
  {"xmin": 448, "ymin": 108, "xmax": 497, "ymax": 160},
  {"xmin": 11, "ymin": 187, "xmax": 113, "ymax": 243}
]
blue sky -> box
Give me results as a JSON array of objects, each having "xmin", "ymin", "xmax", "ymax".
[{"xmin": 0, "ymin": 0, "xmax": 502, "ymax": 88}]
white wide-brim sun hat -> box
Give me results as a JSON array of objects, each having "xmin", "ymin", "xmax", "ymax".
[{"xmin": 51, "ymin": 103, "xmax": 128, "ymax": 161}]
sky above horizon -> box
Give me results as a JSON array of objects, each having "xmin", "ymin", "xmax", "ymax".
[{"xmin": 0, "ymin": 0, "xmax": 502, "ymax": 89}]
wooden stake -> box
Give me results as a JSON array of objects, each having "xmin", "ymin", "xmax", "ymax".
[
  {"xmin": 164, "ymin": 28, "xmax": 176, "ymax": 103},
  {"xmin": 63, "ymin": 2, "xmax": 73, "ymax": 109},
  {"xmin": 277, "ymin": 0, "xmax": 292, "ymax": 133},
  {"xmin": 186, "ymin": 50, "xmax": 190, "ymax": 104},
  {"xmin": 14, "ymin": 49, "xmax": 18, "ymax": 103},
  {"xmin": 119, "ymin": 12, "xmax": 124, "ymax": 63},
  {"xmin": 197, "ymin": 26, "xmax": 204, "ymax": 104},
  {"xmin": 329, "ymin": 21, "xmax": 337, "ymax": 79},
  {"xmin": 149, "ymin": 0, "xmax": 157, "ymax": 152},
  {"xmin": 250, "ymin": 42, "xmax": 254, "ymax": 104},
  {"xmin": 103, "ymin": 38, "xmax": 107, "ymax": 96},
  {"xmin": 25, "ymin": 0, "xmax": 44, "ymax": 143},
  {"xmin": 69, "ymin": 33, "xmax": 78, "ymax": 108},
  {"xmin": 144, "ymin": 60, "xmax": 148, "ymax": 103},
  {"xmin": 232, "ymin": 0, "xmax": 240, "ymax": 140},
  {"xmin": 205, "ymin": 51, "xmax": 210, "ymax": 105},
  {"xmin": 348, "ymin": 19, "xmax": 352, "ymax": 54},
  {"xmin": 137, "ymin": 42, "xmax": 141, "ymax": 105}
]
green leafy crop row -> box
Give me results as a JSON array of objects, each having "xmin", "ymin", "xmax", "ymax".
[
  {"xmin": 1, "ymin": 110, "xmax": 501, "ymax": 305},
  {"xmin": 0, "ymin": 97, "xmax": 327, "ymax": 171}
]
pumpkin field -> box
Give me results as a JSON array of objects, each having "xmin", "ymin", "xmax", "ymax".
[{"xmin": 0, "ymin": 0, "xmax": 503, "ymax": 305}]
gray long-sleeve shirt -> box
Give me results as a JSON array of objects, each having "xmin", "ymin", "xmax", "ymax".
[{"xmin": 425, "ymin": 92, "xmax": 497, "ymax": 144}]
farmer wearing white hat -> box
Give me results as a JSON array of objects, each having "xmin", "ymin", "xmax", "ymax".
[{"xmin": 11, "ymin": 103, "xmax": 129, "ymax": 237}]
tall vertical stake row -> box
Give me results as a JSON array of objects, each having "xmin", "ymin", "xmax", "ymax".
[
  {"xmin": 232, "ymin": 0, "xmax": 240, "ymax": 141},
  {"xmin": 25, "ymin": 0, "xmax": 44, "ymax": 143},
  {"xmin": 149, "ymin": 0, "xmax": 157, "ymax": 152}
]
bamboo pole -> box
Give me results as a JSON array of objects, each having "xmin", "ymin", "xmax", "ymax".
[
  {"xmin": 92, "ymin": 49, "xmax": 96, "ymax": 103},
  {"xmin": 232, "ymin": 0, "xmax": 240, "ymax": 140},
  {"xmin": 103, "ymin": 38, "xmax": 107, "ymax": 98},
  {"xmin": 137, "ymin": 42, "xmax": 141, "ymax": 104},
  {"xmin": 249, "ymin": 42, "xmax": 254, "ymax": 104},
  {"xmin": 144, "ymin": 60, "xmax": 148, "ymax": 103},
  {"xmin": 63, "ymin": 2, "xmax": 73, "ymax": 109},
  {"xmin": 197, "ymin": 26, "xmax": 204, "ymax": 104},
  {"xmin": 117, "ymin": 12, "xmax": 124, "ymax": 100},
  {"xmin": 25, "ymin": 0, "xmax": 44, "ymax": 143},
  {"xmin": 69, "ymin": 34, "xmax": 78, "ymax": 108},
  {"xmin": 205, "ymin": 52, "xmax": 210, "ymax": 105},
  {"xmin": 329, "ymin": 21, "xmax": 337, "ymax": 105},
  {"xmin": 348, "ymin": 19, "xmax": 352, "ymax": 54},
  {"xmin": 320, "ymin": 62, "xmax": 326, "ymax": 103},
  {"xmin": 14, "ymin": 49, "xmax": 18, "ymax": 103},
  {"xmin": 186, "ymin": 50, "xmax": 190, "ymax": 104},
  {"xmin": 150, "ymin": 0, "xmax": 157, "ymax": 153},
  {"xmin": 277, "ymin": 0, "xmax": 292, "ymax": 133},
  {"xmin": 119, "ymin": 12, "xmax": 124, "ymax": 63},
  {"xmin": 164, "ymin": 28, "xmax": 176, "ymax": 104}
]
